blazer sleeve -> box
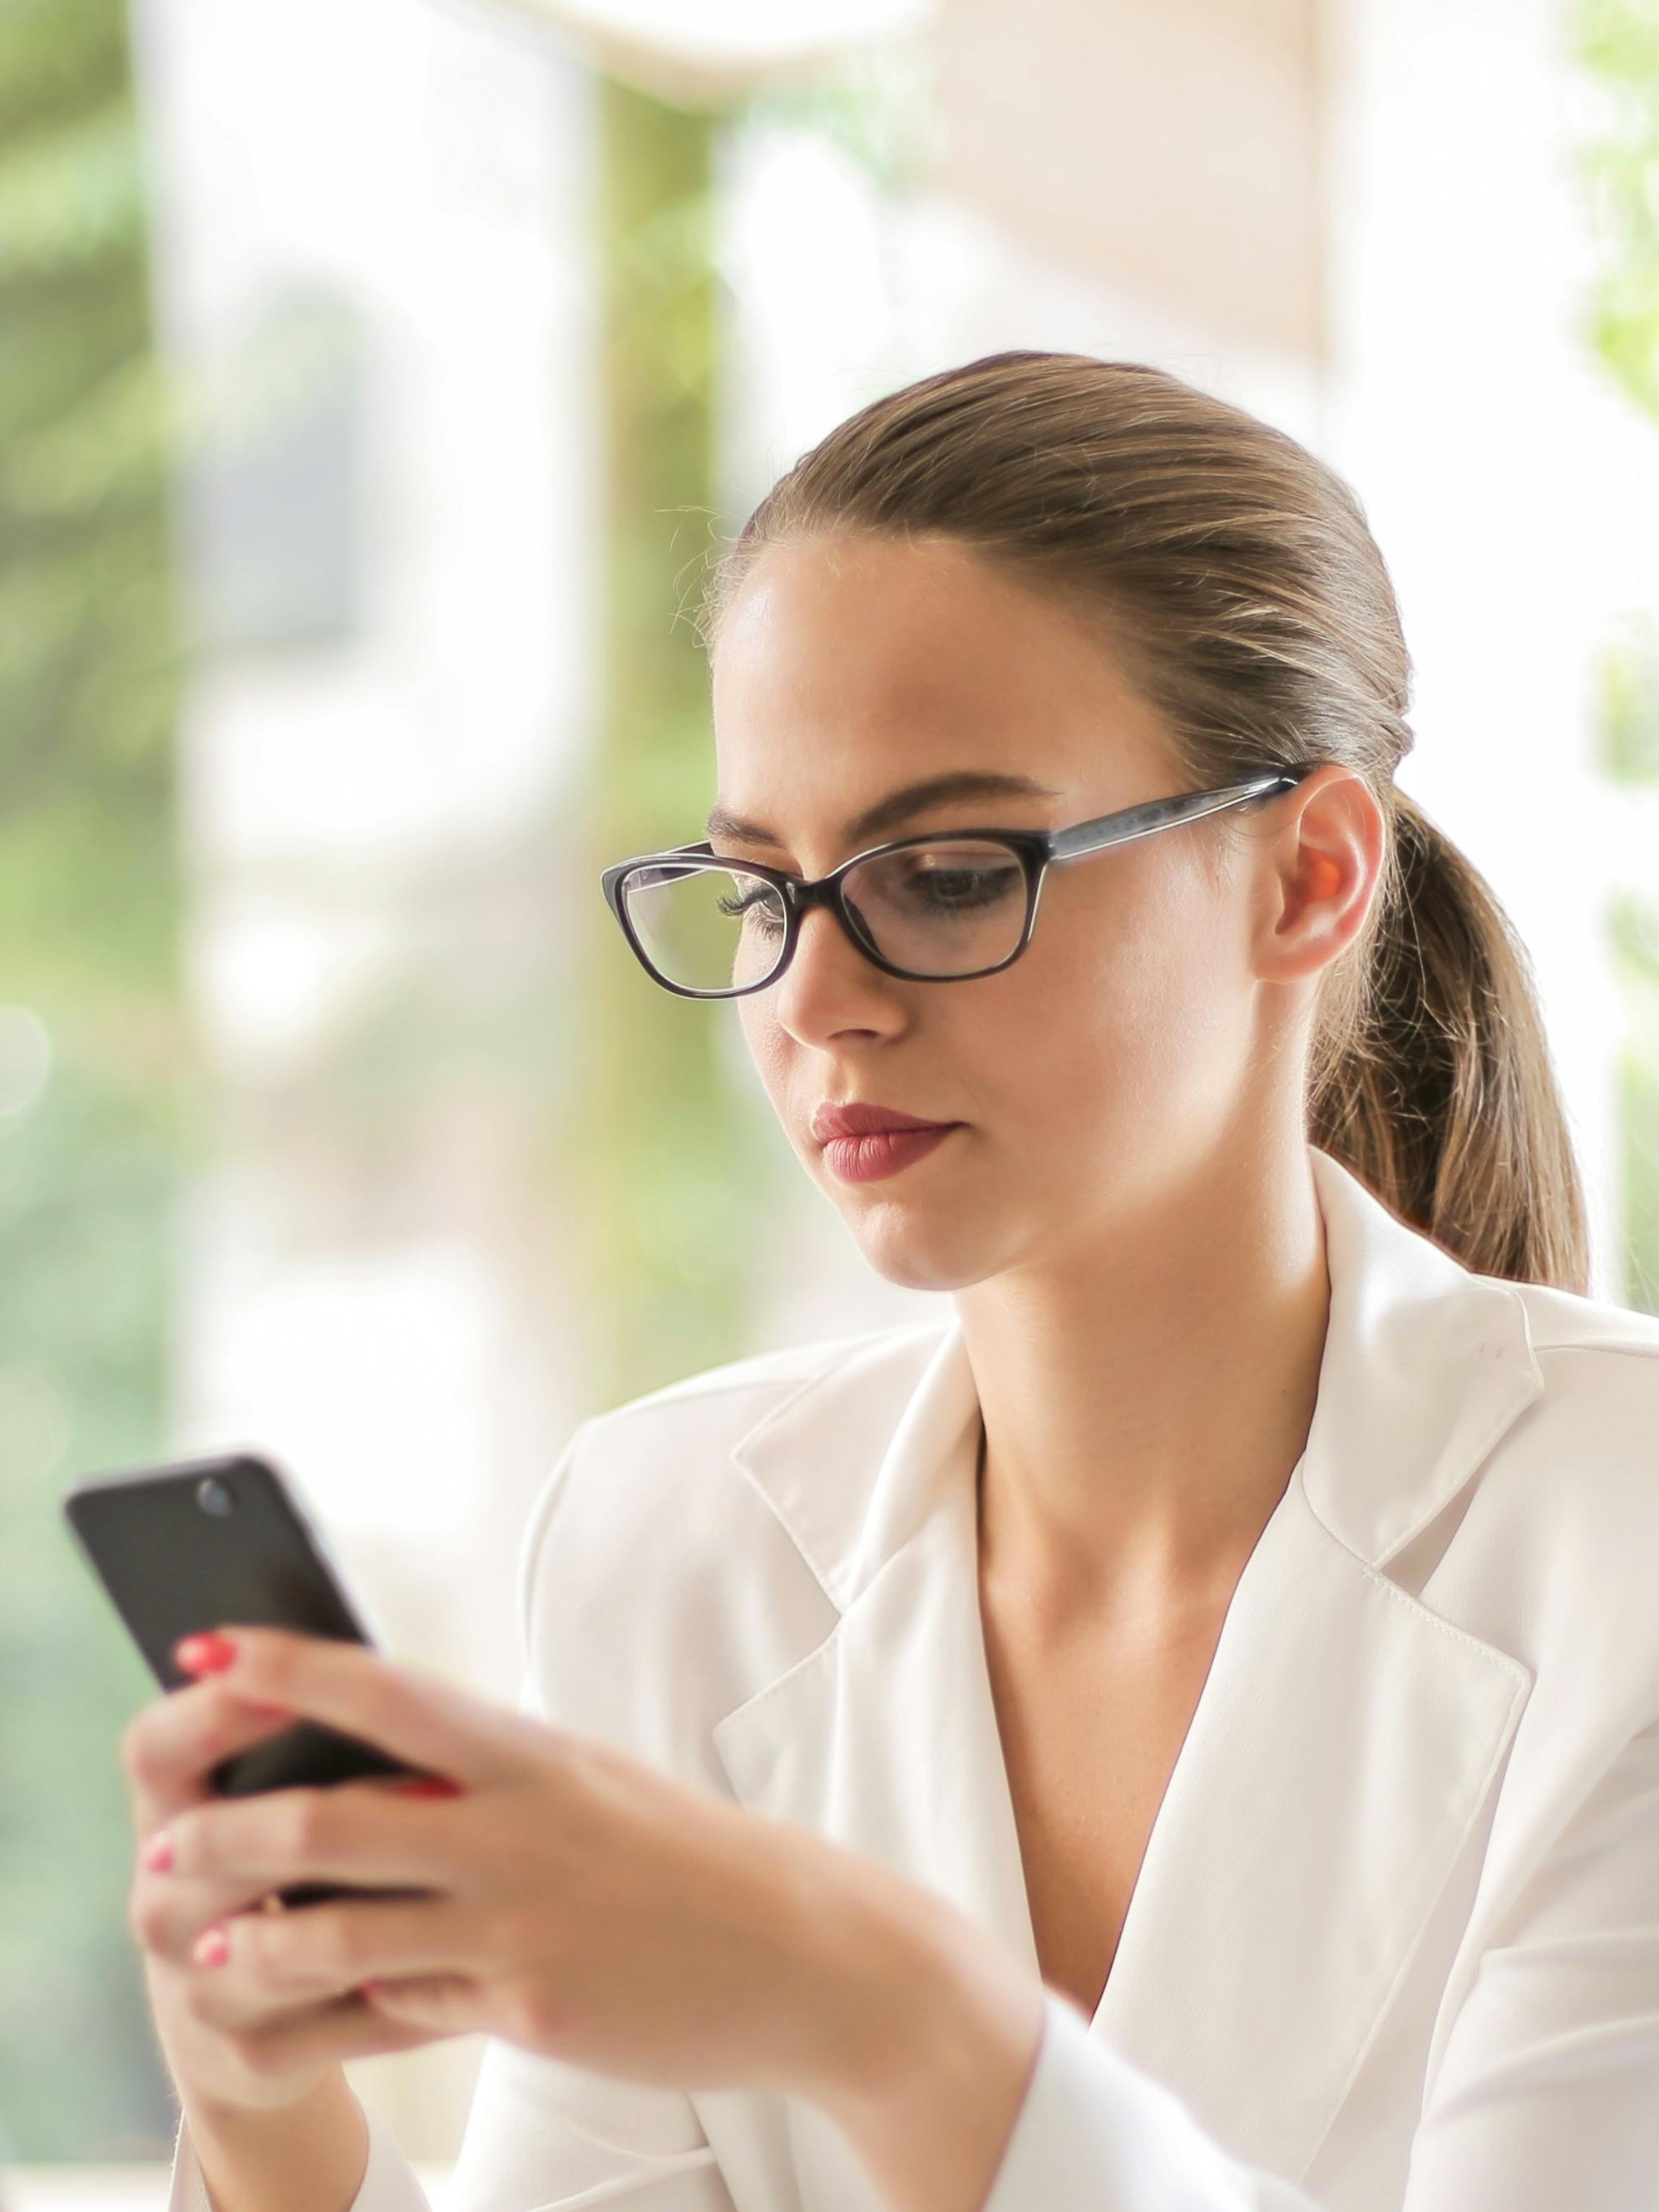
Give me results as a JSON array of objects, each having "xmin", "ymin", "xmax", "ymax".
[
  {"xmin": 163, "ymin": 1420, "xmax": 740, "ymax": 2212},
  {"xmin": 982, "ymin": 1709, "xmax": 1659, "ymax": 2211}
]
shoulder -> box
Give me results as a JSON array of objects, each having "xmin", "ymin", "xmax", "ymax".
[
  {"xmin": 511, "ymin": 1321, "xmax": 938, "ymax": 1779},
  {"xmin": 1506, "ymin": 1280, "xmax": 1659, "ymax": 1484},
  {"xmin": 521, "ymin": 1319, "xmax": 913, "ymax": 1580},
  {"xmin": 1446, "ymin": 1281, "xmax": 1659, "ymax": 1716},
  {"xmin": 1512, "ymin": 1276, "xmax": 1659, "ymax": 1365},
  {"xmin": 580, "ymin": 1320, "xmax": 917, "ymax": 1426},
  {"xmin": 532, "ymin": 1317, "xmax": 935, "ymax": 1512},
  {"xmin": 1466, "ymin": 1278, "xmax": 1659, "ymax": 1538}
]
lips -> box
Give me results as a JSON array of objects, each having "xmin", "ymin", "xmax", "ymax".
[{"xmin": 811, "ymin": 1101, "xmax": 957, "ymax": 1144}]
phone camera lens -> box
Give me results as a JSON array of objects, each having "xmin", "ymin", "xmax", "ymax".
[{"xmin": 195, "ymin": 1476, "xmax": 236, "ymax": 1518}]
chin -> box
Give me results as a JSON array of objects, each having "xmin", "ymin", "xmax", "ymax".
[{"xmin": 846, "ymin": 1211, "xmax": 1005, "ymax": 1296}]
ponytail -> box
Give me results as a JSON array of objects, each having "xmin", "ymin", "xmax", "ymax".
[{"xmin": 1309, "ymin": 789, "xmax": 1590, "ymax": 1291}]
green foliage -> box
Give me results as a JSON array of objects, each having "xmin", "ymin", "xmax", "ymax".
[
  {"xmin": 566, "ymin": 52, "xmax": 950, "ymax": 1413},
  {"xmin": 565, "ymin": 76, "xmax": 758, "ymax": 1410},
  {"xmin": 1594, "ymin": 611, "xmax": 1659, "ymax": 785},
  {"xmin": 1576, "ymin": 0, "xmax": 1659, "ymax": 418},
  {"xmin": 1611, "ymin": 892, "xmax": 1659, "ymax": 1308},
  {"xmin": 0, "ymin": 0, "xmax": 185, "ymax": 2157},
  {"xmin": 1574, "ymin": 0, "xmax": 1659, "ymax": 1314},
  {"xmin": 0, "ymin": 1050, "xmax": 185, "ymax": 2155}
]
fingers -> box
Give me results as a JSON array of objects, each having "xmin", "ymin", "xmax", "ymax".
[
  {"xmin": 121, "ymin": 1683, "xmax": 300, "ymax": 1834},
  {"xmin": 130, "ymin": 1869, "xmax": 283, "ymax": 1968},
  {"xmin": 156, "ymin": 1776, "xmax": 469, "ymax": 1892},
  {"xmin": 180, "ymin": 1627, "xmax": 508, "ymax": 1786},
  {"xmin": 188, "ymin": 1984, "xmax": 447, "ymax": 2072},
  {"xmin": 195, "ymin": 1896, "xmax": 477, "ymax": 1998},
  {"xmin": 359, "ymin": 1975, "xmax": 480, "ymax": 2037}
]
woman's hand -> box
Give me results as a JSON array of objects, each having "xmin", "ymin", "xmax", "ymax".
[
  {"xmin": 132, "ymin": 1625, "xmax": 931, "ymax": 2112},
  {"xmin": 121, "ymin": 1651, "xmax": 440, "ymax": 2120}
]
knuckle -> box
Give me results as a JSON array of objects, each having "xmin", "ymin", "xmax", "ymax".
[
  {"xmin": 183, "ymin": 1974, "xmax": 232, "ymax": 2030},
  {"xmin": 127, "ymin": 1882, "xmax": 170, "ymax": 1953},
  {"xmin": 168, "ymin": 1808, "xmax": 210, "ymax": 1876},
  {"xmin": 315, "ymin": 1911, "xmax": 364, "ymax": 1975},
  {"xmin": 353, "ymin": 1679, "xmax": 405, "ymax": 1751},
  {"xmin": 279, "ymin": 1790, "xmax": 333, "ymax": 1863},
  {"xmin": 271, "ymin": 1908, "xmax": 338, "ymax": 1979},
  {"xmin": 139, "ymin": 1890, "xmax": 200, "ymax": 1960},
  {"xmin": 506, "ymin": 1977, "xmax": 565, "ymax": 2047},
  {"xmin": 223, "ymin": 2024, "xmax": 279, "ymax": 2075},
  {"xmin": 233, "ymin": 1915, "xmax": 272, "ymax": 1977},
  {"xmin": 244, "ymin": 1632, "xmax": 294, "ymax": 1693},
  {"xmin": 196, "ymin": 1685, "xmax": 254, "ymax": 1764}
]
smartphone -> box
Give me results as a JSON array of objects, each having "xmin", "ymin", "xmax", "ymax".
[{"xmin": 64, "ymin": 1450, "xmax": 417, "ymax": 1901}]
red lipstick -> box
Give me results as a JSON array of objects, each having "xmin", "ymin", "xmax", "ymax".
[{"xmin": 812, "ymin": 1101, "xmax": 961, "ymax": 1184}]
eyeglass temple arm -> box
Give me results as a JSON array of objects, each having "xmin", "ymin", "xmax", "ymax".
[{"xmin": 1046, "ymin": 773, "xmax": 1301, "ymax": 864}]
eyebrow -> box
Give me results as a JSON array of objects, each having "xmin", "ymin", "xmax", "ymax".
[{"xmin": 705, "ymin": 770, "xmax": 1064, "ymax": 853}]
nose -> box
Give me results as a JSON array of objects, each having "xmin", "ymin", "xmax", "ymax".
[{"xmin": 771, "ymin": 901, "xmax": 907, "ymax": 1046}]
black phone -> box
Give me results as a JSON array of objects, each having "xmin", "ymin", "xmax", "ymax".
[{"xmin": 63, "ymin": 1450, "xmax": 417, "ymax": 1901}]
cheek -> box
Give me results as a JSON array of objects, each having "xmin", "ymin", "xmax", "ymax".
[
  {"xmin": 1010, "ymin": 865, "xmax": 1242, "ymax": 1111},
  {"xmin": 738, "ymin": 1002, "xmax": 792, "ymax": 1118},
  {"xmin": 730, "ymin": 858, "xmax": 1243, "ymax": 1146}
]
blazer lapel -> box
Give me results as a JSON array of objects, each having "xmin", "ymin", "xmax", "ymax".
[{"xmin": 713, "ymin": 1147, "xmax": 1544, "ymax": 2192}]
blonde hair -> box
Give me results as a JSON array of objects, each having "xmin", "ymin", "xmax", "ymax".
[{"xmin": 698, "ymin": 350, "xmax": 1588, "ymax": 1291}]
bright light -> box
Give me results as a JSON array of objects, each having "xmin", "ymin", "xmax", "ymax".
[{"xmin": 514, "ymin": 0, "xmax": 937, "ymax": 91}]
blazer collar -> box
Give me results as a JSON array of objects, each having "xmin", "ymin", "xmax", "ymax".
[
  {"xmin": 713, "ymin": 1147, "xmax": 1543, "ymax": 2198},
  {"xmin": 727, "ymin": 1142, "xmax": 1546, "ymax": 1596}
]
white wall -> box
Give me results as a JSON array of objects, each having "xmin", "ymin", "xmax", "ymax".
[{"xmin": 1320, "ymin": 0, "xmax": 1659, "ymax": 1296}]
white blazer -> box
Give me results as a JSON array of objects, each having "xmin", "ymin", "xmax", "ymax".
[{"xmin": 170, "ymin": 1143, "xmax": 1659, "ymax": 2212}]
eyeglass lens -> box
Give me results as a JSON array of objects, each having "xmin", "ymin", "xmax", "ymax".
[{"xmin": 622, "ymin": 840, "xmax": 1030, "ymax": 993}]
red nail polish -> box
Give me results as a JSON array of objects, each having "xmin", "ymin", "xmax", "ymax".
[
  {"xmin": 175, "ymin": 1631, "xmax": 238, "ymax": 1677},
  {"xmin": 141, "ymin": 1829, "xmax": 174, "ymax": 1874},
  {"xmin": 191, "ymin": 1924, "xmax": 230, "ymax": 1969},
  {"xmin": 396, "ymin": 1775, "xmax": 464, "ymax": 1799}
]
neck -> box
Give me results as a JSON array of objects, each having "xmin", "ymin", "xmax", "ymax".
[{"xmin": 958, "ymin": 1135, "xmax": 1331, "ymax": 1641}]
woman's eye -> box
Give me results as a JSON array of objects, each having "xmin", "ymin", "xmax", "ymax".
[
  {"xmin": 908, "ymin": 867, "xmax": 1017, "ymax": 909},
  {"xmin": 716, "ymin": 884, "xmax": 783, "ymax": 928}
]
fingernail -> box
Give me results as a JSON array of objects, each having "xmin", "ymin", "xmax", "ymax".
[
  {"xmin": 175, "ymin": 1632, "xmax": 237, "ymax": 1677},
  {"xmin": 396, "ymin": 1775, "xmax": 464, "ymax": 1799},
  {"xmin": 241, "ymin": 1700, "xmax": 290, "ymax": 1719},
  {"xmin": 141, "ymin": 1829, "xmax": 174, "ymax": 1874},
  {"xmin": 191, "ymin": 1924, "xmax": 230, "ymax": 1969}
]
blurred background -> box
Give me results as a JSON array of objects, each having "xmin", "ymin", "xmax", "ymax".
[{"xmin": 2, "ymin": 0, "xmax": 1657, "ymax": 2200}]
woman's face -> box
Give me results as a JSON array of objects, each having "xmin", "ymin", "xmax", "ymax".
[{"xmin": 709, "ymin": 531, "xmax": 1312, "ymax": 1293}]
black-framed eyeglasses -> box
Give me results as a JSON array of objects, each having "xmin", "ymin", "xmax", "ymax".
[{"xmin": 600, "ymin": 770, "xmax": 1309, "ymax": 1000}]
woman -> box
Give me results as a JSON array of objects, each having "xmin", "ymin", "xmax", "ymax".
[{"xmin": 129, "ymin": 352, "xmax": 1659, "ymax": 2212}]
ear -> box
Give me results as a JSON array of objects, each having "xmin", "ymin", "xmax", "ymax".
[{"xmin": 1252, "ymin": 765, "xmax": 1385, "ymax": 985}]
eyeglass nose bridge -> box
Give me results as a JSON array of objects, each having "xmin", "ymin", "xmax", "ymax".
[{"xmin": 777, "ymin": 869, "xmax": 886, "ymax": 973}]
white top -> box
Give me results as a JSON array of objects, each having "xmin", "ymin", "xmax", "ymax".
[{"xmin": 169, "ymin": 1144, "xmax": 1659, "ymax": 2210}]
